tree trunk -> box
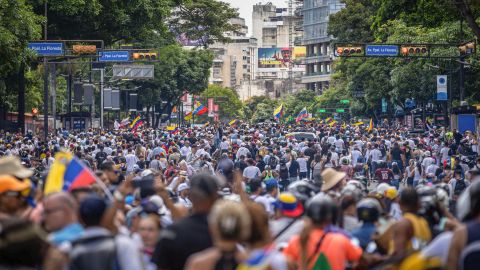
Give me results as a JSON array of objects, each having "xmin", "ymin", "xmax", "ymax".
[
  {"xmin": 454, "ymin": 1, "xmax": 480, "ymax": 40},
  {"xmin": 146, "ymin": 106, "xmax": 150, "ymax": 127}
]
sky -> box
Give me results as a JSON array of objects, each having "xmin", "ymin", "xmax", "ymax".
[{"xmin": 224, "ymin": 0, "xmax": 287, "ymax": 36}]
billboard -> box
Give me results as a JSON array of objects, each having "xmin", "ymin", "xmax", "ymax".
[{"xmin": 258, "ymin": 47, "xmax": 306, "ymax": 72}]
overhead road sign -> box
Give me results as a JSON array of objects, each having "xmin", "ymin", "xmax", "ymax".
[
  {"xmin": 99, "ymin": 51, "xmax": 130, "ymax": 62},
  {"xmin": 28, "ymin": 42, "xmax": 64, "ymax": 56},
  {"xmin": 365, "ymin": 45, "xmax": 399, "ymax": 57},
  {"xmin": 112, "ymin": 65, "xmax": 154, "ymax": 79}
]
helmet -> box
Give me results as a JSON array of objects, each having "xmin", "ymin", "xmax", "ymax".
[
  {"xmin": 341, "ymin": 157, "xmax": 350, "ymax": 165},
  {"xmin": 341, "ymin": 185, "xmax": 362, "ymax": 202},
  {"xmin": 288, "ymin": 180, "xmax": 320, "ymax": 204},
  {"xmin": 346, "ymin": 179, "xmax": 367, "ymax": 194},
  {"xmin": 435, "ymin": 187, "xmax": 449, "ymax": 209},
  {"xmin": 376, "ymin": 183, "xmax": 391, "ymax": 197},
  {"xmin": 306, "ymin": 194, "xmax": 338, "ymax": 225},
  {"xmin": 356, "ymin": 198, "xmax": 382, "ymax": 223}
]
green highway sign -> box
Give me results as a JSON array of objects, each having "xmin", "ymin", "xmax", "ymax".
[
  {"xmin": 340, "ymin": 99, "xmax": 350, "ymax": 104},
  {"xmin": 318, "ymin": 109, "xmax": 327, "ymax": 113},
  {"xmin": 336, "ymin": 109, "xmax": 346, "ymax": 113}
]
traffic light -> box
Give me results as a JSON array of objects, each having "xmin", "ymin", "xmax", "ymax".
[
  {"xmin": 31, "ymin": 108, "xmax": 38, "ymax": 119},
  {"xmin": 132, "ymin": 52, "xmax": 157, "ymax": 60},
  {"xmin": 401, "ymin": 46, "xmax": 428, "ymax": 57},
  {"xmin": 336, "ymin": 46, "xmax": 363, "ymax": 57},
  {"xmin": 72, "ymin": 45, "xmax": 97, "ymax": 55},
  {"xmin": 459, "ymin": 41, "xmax": 475, "ymax": 56}
]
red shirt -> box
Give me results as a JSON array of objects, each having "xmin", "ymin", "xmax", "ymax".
[{"xmin": 375, "ymin": 168, "xmax": 393, "ymax": 183}]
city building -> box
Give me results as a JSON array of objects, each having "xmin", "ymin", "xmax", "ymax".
[
  {"xmin": 207, "ymin": 18, "xmax": 257, "ymax": 91},
  {"xmin": 300, "ymin": 0, "xmax": 344, "ymax": 92},
  {"xmin": 251, "ymin": 2, "xmax": 305, "ymax": 98}
]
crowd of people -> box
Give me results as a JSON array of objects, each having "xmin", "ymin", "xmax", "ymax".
[{"xmin": 0, "ymin": 121, "xmax": 479, "ymax": 270}]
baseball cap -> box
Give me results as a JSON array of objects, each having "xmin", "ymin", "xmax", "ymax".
[
  {"xmin": 275, "ymin": 192, "xmax": 304, "ymax": 218},
  {"xmin": 178, "ymin": 183, "xmax": 190, "ymax": 193},
  {"xmin": 79, "ymin": 195, "xmax": 108, "ymax": 227},
  {"xmin": 0, "ymin": 175, "xmax": 29, "ymax": 194},
  {"xmin": 265, "ymin": 179, "xmax": 278, "ymax": 191}
]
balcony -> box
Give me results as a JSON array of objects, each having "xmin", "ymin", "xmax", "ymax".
[
  {"xmin": 296, "ymin": 54, "xmax": 332, "ymax": 64},
  {"xmin": 301, "ymin": 72, "xmax": 331, "ymax": 84}
]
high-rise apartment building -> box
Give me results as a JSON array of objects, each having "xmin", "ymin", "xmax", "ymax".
[
  {"xmin": 208, "ymin": 18, "xmax": 257, "ymax": 90},
  {"xmin": 300, "ymin": 0, "xmax": 344, "ymax": 92},
  {"xmin": 251, "ymin": 2, "xmax": 305, "ymax": 97}
]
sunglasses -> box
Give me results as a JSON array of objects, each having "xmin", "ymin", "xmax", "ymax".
[{"xmin": 3, "ymin": 191, "xmax": 22, "ymax": 198}]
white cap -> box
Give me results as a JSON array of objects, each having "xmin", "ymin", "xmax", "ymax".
[
  {"xmin": 178, "ymin": 183, "xmax": 190, "ymax": 193},
  {"xmin": 141, "ymin": 169, "xmax": 153, "ymax": 177}
]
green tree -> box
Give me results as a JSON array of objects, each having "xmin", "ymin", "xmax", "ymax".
[
  {"xmin": 170, "ymin": 0, "xmax": 239, "ymax": 48},
  {"xmin": 29, "ymin": 0, "xmax": 175, "ymax": 45},
  {"xmin": 328, "ymin": 0, "xmax": 377, "ymax": 43},
  {"xmin": 201, "ymin": 84, "xmax": 242, "ymax": 120},
  {"xmin": 134, "ymin": 45, "xmax": 213, "ymax": 126}
]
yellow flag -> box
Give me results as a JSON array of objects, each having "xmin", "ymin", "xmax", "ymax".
[
  {"xmin": 328, "ymin": 120, "xmax": 337, "ymax": 126},
  {"xmin": 184, "ymin": 111, "xmax": 192, "ymax": 121},
  {"xmin": 367, "ymin": 118, "xmax": 373, "ymax": 132},
  {"xmin": 44, "ymin": 151, "xmax": 73, "ymax": 195},
  {"xmin": 353, "ymin": 121, "xmax": 364, "ymax": 126},
  {"xmin": 325, "ymin": 117, "xmax": 332, "ymax": 123}
]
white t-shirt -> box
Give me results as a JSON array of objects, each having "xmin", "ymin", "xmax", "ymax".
[
  {"xmin": 125, "ymin": 153, "xmax": 139, "ymax": 172},
  {"xmin": 243, "ymin": 166, "xmax": 261, "ymax": 179},
  {"xmin": 334, "ymin": 139, "xmax": 344, "ymax": 150},
  {"xmin": 297, "ymin": 157, "xmax": 308, "ymax": 173},
  {"xmin": 369, "ymin": 149, "xmax": 382, "ymax": 162},
  {"xmin": 254, "ymin": 194, "xmax": 276, "ymax": 215},
  {"xmin": 440, "ymin": 147, "xmax": 450, "ymax": 162}
]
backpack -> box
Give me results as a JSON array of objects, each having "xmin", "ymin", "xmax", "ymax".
[
  {"xmin": 69, "ymin": 235, "xmax": 120, "ymax": 270},
  {"xmin": 279, "ymin": 164, "xmax": 289, "ymax": 180},
  {"xmin": 454, "ymin": 179, "xmax": 467, "ymax": 198}
]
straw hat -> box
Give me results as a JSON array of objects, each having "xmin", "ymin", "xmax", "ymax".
[
  {"xmin": 0, "ymin": 156, "xmax": 33, "ymax": 179},
  {"xmin": 321, "ymin": 168, "xmax": 346, "ymax": 192}
]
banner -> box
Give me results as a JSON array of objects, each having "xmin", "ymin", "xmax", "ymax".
[
  {"xmin": 437, "ymin": 75, "xmax": 448, "ymax": 101},
  {"xmin": 258, "ymin": 47, "xmax": 305, "ymax": 72},
  {"xmin": 208, "ymin": 98, "xmax": 214, "ymax": 117},
  {"xmin": 214, "ymin": 104, "xmax": 219, "ymax": 112}
]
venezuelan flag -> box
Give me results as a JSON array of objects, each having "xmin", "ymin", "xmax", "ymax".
[
  {"xmin": 131, "ymin": 119, "xmax": 144, "ymax": 132},
  {"xmin": 45, "ymin": 152, "xmax": 97, "ymax": 195},
  {"xmin": 130, "ymin": 116, "xmax": 141, "ymax": 128},
  {"xmin": 353, "ymin": 121, "xmax": 364, "ymax": 126},
  {"xmin": 273, "ymin": 104, "xmax": 284, "ymax": 120},
  {"xmin": 229, "ymin": 119, "xmax": 238, "ymax": 126},
  {"xmin": 193, "ymin": 101, "xmax": 208, "ymax": 116}
]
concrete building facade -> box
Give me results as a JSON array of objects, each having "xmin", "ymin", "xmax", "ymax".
[
  {"xmin": 251, "ymin": 2, "xmax": 305, "ymax": 98},
  {"xmin": 208, "ymin": 18, "xmax": 257, "ymax": 91},
  {"xmin": 300, "ymin": 0, "xmax": 344, "ymax": 93}
]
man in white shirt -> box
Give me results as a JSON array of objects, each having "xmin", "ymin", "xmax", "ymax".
[
  {"xmin": 125, "ymin": 148, "xmax": 139, "ymax": 173},
  {"xmin": 369, "ymin": 144, "xmax": 383, "ymax": 172},
  {"xmin": 422, "ymin": 151, "xmax": 435, "ymax": 171},
  {"xmin": 243, "ymin": 159, "xmax": 261, "ymax": 180},
  {"xmin": 180, "ymin": 141, "xmax": 191, "ymax": 158},
  {"xmin": 351, "ymin": 147, "xmax": 362, "ymax": 167},
  {"xmin": 236, "ymin": 143, "xmax": 251, "ymax": 160}
]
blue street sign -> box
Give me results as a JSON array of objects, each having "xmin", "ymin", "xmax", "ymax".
[
  {"xmin": 27, "ymin": 42, "xmax": 64, "ymax": 56},
  {"xmin": 365, "ymin": 45, "xmax": 399, "ymax": 57},
  {"xmin": 99, "ymin": 51, "xmax": 130, "ymax": 62}
]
